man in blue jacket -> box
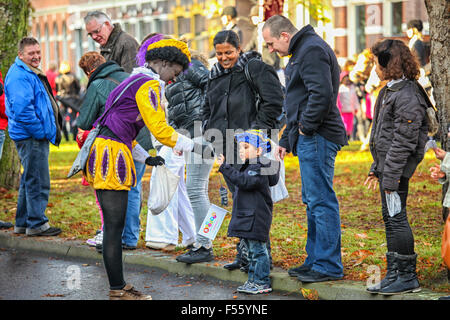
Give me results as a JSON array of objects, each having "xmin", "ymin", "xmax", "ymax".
[
  {"xmin": 5, "ymin": 37, "xmax": 62, "ymax": 237},
  {"xmin": 263, "ymin": 15, "xmax": 347, "ymax": 283}
]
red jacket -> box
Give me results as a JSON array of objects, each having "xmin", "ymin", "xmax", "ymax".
[{"xmin": 0, "ymin": 70, "xmax": 7, "ymax": 130}]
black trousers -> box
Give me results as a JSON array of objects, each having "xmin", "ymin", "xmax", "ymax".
[
  {"xmin": 96, "ymin": 189, "xmax": 128, "ymax": 290},
  {"xmin": 379, "ymin": 175, "xmax": 415, "ymax": 255}
]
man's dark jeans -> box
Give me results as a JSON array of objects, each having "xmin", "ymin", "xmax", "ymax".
[
  {"xmin": 14, "ymin": 138, "xmax": 50, "ymax": 231},
  {"xmin": 296, "ymin": 133, "xmax": 344, "ymax": 278}
]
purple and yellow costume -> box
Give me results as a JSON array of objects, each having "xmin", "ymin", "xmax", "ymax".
[{"xmin": 85, "ymin": 73, "xmax": 181, "ymax": 191}]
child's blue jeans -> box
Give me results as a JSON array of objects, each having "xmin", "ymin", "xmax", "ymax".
[{"xmin": 242, "ymin": 238, "xmax": 271, "ymax": 286}]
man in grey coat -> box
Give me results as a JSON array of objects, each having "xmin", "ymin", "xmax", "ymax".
[{"xmin": 84, "ymin": 11, "xmax": 139, "ymax": 73}]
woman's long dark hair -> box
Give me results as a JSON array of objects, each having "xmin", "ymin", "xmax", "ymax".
[{"xmin": 213, "ymin": 30, "xmax": 240, "ymax": 49}]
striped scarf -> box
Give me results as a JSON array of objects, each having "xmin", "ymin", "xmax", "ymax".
[{"xmin": 209, "ymin": 50, "xmax": 262, "ymax": 80}]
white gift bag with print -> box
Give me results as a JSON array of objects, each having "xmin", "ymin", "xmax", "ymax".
[{"xmin": 197, "ymin": 204, "xmax": 228, "ymax": 240}]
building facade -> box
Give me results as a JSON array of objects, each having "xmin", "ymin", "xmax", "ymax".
[
  {"xmin": 331, "ymin": 0, "xmax": 429, "ymax": 59},
  {"xmin": 28, "ymin": 0, "xmax": 429, "ymax": 77},
  {"xmin": 29, "ymin": 0, "xmax": 240, "ymax": 78}
]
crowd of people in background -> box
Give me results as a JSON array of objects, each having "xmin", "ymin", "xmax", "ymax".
[{"xmin": 1, "ymin": 6, "xmax": 448, "ymax": 300}]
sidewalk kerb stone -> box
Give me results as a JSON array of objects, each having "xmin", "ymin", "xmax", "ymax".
[{"xmin": 0, "ymin": 231, "xmax": 443, "ymax": 300}]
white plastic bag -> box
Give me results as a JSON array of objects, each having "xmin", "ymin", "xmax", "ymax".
[
  {"xmin": 148, "ymin": 165, "xmax": 180, "ymax": 215},
  {"xmin": 267, "ymin": 140, "xmax": 289, "ymax": 203},
  {"xmin": 386, "ymin": 191, "xmax": 402, "ymax": 217}
]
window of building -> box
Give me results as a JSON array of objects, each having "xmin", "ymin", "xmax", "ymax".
[
  {"xmin": 391, "ymin": 1, "xmax": 403, "ymax": 35},
  {"xmin": 355, "ymin": 5, "xmax": 366, "ymax": 54},
  {"xmin": 177, "ymin": 16, "xmax": 190, "ymax": 35},
  {"xmin": 154, "ymin": 19, "xmax": 162, "ymax": 34},
  {"xmin": 44, "ymin": 23, "xmax": 50, "ymax": 68},
  {"xmin": 194, "ymin": 14, "xmax": 205, "ymax": 36},
  {"xmin": 62, "ymin": 23, "xmax": 68, "ymax": 61},
  {"xmin": 53, "ymin": 22, "xmax": 60, "ymax": 64}
]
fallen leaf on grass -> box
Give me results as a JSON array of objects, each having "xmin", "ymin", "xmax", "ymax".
[
  {"xmin": 41, "ymin": 293, "xmax": 65, "ymax": 297},
  {"xmin": 355, "ymin": 233, "xmax": 368, "ymax": 239},
  {"xmin": 171, "ymin": 284, "xmax": 192, "ymax": 288},
  {"xmin": 300, "ymin": 288, "xmax": 318, "ymax": 300}
]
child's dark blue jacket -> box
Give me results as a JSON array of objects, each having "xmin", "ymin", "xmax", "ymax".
[{"xmin": 219, "ymin": 157, "xmax": 280, "ymax": 242}]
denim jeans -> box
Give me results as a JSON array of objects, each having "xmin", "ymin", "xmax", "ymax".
[
  {"xmin": 296, "ymin": 133, "xmax": 344, "ymax": 277},
  {"xmin": 0, "ymin": 129, "xmax": 5, "ymax": 160},
  {"xmin": 186, "ymin": 137, "xmax": 214, "ymax": 249},
  {"xmin": 122, "ymin": 160, "xmax": 146, "ymax": 247},
  {"xmin": 243, "ymin": 239, "xmax": 271, "ymax": 286},
  {"xmin": 14, "ymin": 138, "xmax": 50, "ymax": 230}
]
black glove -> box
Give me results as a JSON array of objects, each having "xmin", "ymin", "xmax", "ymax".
[{"xmin": 145, "ymin": 156, "xmax": 165, "ymax": 166}]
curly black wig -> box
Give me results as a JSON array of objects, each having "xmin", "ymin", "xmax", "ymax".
[{"xmin": 145, "ymin": 46, "xmax": 190, "ymax": 71}]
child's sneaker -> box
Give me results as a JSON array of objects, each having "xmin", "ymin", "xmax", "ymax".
[
  {"xmin": 237, "ymin": 281, "xmax": 272, "ymax": 295},
  {"xmin": 237, "ymin": 281, "xmax": 252, "ymax": 293}
]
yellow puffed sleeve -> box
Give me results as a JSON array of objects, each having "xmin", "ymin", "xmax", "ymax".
[{"xmin": 135, "ymin": 80, "xmax": 179, "ymax": 148}]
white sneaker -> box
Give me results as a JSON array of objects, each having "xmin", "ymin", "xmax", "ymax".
[
  {"xmin": 146, "ymin": 241, "xmax": 176, "ymax": 251},
  {"xmin": 86, "ymin": 231, "xmax": 103, "ymax": 247}
]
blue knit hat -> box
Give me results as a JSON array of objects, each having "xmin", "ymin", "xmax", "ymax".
[{"xmin": 235, "ymin": 129, "xmax": 271, "ymax": 154}]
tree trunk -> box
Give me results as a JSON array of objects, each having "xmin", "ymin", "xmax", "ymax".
[
  {"xmin": 424, "ymin": 0, "xmax": 450, "ymax": 283},
  {"xmin": 424, "ymin": 0, "xmax": 450, "ymax": 149},
  {"xmin": 0, "ymin": 0, "xmax": 31, "ymax": 189}
]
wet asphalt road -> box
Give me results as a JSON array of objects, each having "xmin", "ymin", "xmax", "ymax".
[{"xmin": 0, "ymin": 247, "xmax": 303, "ymax": 301}]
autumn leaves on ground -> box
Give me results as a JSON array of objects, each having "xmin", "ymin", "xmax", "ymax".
[{"xmin": 0, "ymin": 140, "xmax": 449, "ymax": 293}]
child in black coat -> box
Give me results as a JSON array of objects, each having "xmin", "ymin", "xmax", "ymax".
[{"xmin": 217, "ymin": 129, "xmax": 279, "ymax": 294}]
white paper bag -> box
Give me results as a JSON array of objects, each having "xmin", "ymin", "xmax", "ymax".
[
  {"xmin": 148, "ymin": 165, "xmax": 180, "ymax": 215},
  {"xmin": 197, "ymin": 204, "xmax": 228, "ymax": 240}
]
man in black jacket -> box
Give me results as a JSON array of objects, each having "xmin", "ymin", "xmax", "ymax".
[{"xmin": 263, "ymin": 15, "xmax": 347, "ymax": 283}]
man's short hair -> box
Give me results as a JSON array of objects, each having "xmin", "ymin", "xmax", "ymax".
[
  {"xmin": 18, "ymin": 37, "xmax": 39, "ymax": 53},
  {"xmin": 263, "ymin": 15, "xmax": 298, "ymax": 38},
  {"xmin": 84, "ymin": 11, "xmax": 111, "ymax": 25},
  {"xmin": 222, "ymin": 6, "xmax": 237, "ymax": 18},
  {"xmin": 407, "ymin": 19, "xmax": 423, "ymax": 32}
]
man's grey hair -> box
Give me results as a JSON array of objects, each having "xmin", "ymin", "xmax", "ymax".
[
  {"xmin": 18, "ymin": 37, "xmax": 39, "ymax": 53},
  {"xmin": 263, "ymin": 15, "xmax": 298, "ymax": 38},
  {"xmin": 84, "ymin": 11, "xmax": 111, "ymax": 25}
]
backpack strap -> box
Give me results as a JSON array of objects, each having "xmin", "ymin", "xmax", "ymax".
[
  {"xmin": 244, "ymin": 58, "xmax": 262, "ymax": 112},
  {"xmin": 105, "ymin": 76, "xmax": 121, "ymax": 85},
  {"xmin": 414, "ymin": 80, "xmax": 437, "ymax": 112}
]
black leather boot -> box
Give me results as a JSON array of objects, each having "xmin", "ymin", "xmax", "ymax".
[
  {"xmin": 379, "ymin": 253, "xmax": 421, "ymax": 295},
  {"xmin": 367, "ymin": 252, "xmax": 398, "ymax": 293}
]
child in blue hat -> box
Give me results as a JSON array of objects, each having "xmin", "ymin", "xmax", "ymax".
[{"xmin": 217, "ymin": 129, "xmax": 279, "ymax": 294}]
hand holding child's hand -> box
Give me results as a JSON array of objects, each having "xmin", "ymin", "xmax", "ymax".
[
  {"xmin": 434, "ymin": 147, "xmax": 446, "ymax": 161},
  {"xmin": 217, "ymin": 154, "xmax": 225, "ymax": 166},
  {"xmin": 430, "ymin": 164, "xmax": 445, "ymax": 181}
]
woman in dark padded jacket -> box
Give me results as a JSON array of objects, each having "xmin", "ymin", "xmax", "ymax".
[
  {"xmin": 364, "ymin": 39, "xmax": 428, "ymax": 295},
  {"xmin": 163, "ymin": 51, "xmax": 217, "ymax": 264},
  {"xmin": 201, "ymin": 30, "xmax": 284, "ymax": 271}
]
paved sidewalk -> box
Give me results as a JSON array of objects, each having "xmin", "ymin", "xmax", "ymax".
[{"xmin": 0, "ymin": 230, "xmax": 443, "ymax": 300}]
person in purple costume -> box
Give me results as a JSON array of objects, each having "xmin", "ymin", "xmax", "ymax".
[{"xmin": 84, "ymin": 35, "xmax": 195, "ymax": 300}]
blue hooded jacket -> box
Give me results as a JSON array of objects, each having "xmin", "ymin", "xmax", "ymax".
[{"xmin": 5, "ymin": 57, "xmax": 59, "ymax": 145}]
